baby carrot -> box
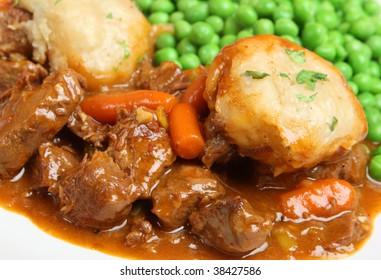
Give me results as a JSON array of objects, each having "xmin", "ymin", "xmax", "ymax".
[
  {"xmin": 280, "ymin": 179, "xmax": 357, "ymax": 220},
  {"xmin": 168, "ymin": 102, "xmax": 205, "ymax": 159},
  {"xmin": 181, "ymin": 72, "xmax": 209, "ymax": 116},
  {"xmin": 80, "ymin": 90, "xmax": 178, "ymax": 124}
]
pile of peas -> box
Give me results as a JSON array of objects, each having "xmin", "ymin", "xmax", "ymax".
[{"xmin": 135, "ymin": 0, "xmax": 381, "ymax": 181}]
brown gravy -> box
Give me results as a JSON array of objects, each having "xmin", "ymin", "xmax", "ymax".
[{"xmin": 1, "ymin": 164, "xmax": 381, "ymax": 260}]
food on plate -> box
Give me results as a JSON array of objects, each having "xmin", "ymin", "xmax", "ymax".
[
  {"xmin": 1, "ymin": 0, "xmax": 381, "ymax": 260},
  {"xmin": 18, "ymin": 0, "xmax": 153, "ymax": 90}
]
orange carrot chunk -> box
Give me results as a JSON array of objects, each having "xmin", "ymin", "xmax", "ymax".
[
  {"xmin": 80, "ymin": 90, "xmax": 178, "ymax": 124},
  {"xmin": 181, "ymin": 73, "xmax": 209, "ymax": 116},
  {"xmin": 169, "ymin": 102, "xmax": 205, "ymax": 159},
  {"xmin": 279, "ymin": 179, "xmax": 357, "ymax": 220}
]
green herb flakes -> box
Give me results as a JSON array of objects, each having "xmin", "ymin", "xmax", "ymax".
[
  {"xmin": 296, "ymin": 93, "xmax": 318, "ymax": 103},
  {"xmin": 118, "ymin": 40, "xmax": 130, "ymax": 59},
  {"xmin": 55, "ymin": 0, "xmax": 63, "ymax": 4},
  {"xmin": 285, "ymin": 49, "xmax": 306, "ymax": 64},
  {"xmin": 279, "ymin": 72, "xmax": 290, "ymax": 79},
  {"xmin": 296, "ymin": 70, "xmax": 328, "ymax": 90},
  {"xmin": 329, "ymin": 116, "xmax": 338, "ymax": 131},
  {"xmin": 242, "ymin": 71, "xmax": 270, "ymax": 79},
  {"xmin": 106, "ymin": 12, "xmax": 113, "ymax": 19}
]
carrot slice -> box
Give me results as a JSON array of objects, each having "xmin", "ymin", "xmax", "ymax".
[
  {"xmin": 168, "ymin": 102, "xmax": 205, "ymax": 159},
  {"xmin": 80, "ymin": 90, "xmax": 178, "ymax": 124},
  {"xmin": 280, "ymin": 179, "xmax": 357, "ymax": 220},
  {"xmin": 181, "ymin": 72, "xmax": 209, "ymax": 116}
]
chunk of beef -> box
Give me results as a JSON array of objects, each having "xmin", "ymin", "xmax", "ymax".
[
  {"xmin": 201, "ymin": 113, "xmax": 236, "ymax": 168},
  {"xmin": 59, "ymin": 151, "xmax": 141, "ymax": 230},
  {"xmin": 0, "ymin": 7, "xmax": 32, "ymax": 58},
  {"xmin": 0, "ymin": 60, "xmax": 46, "ymax": 95},
  {"xmin": 29, "ymin": 141, "xmax": 80, "ymax": 197},
  {"xmin": 67, "ymin": 106, "xmax": 109, "ymax": 148},
  {"xmin": 107, "ymin": 108, "xmax": 176, "ymax": 198},
  {"xmin": 125, "ymin": 206, "xmax": 157, "ymax": 247},
  {"xmin": 305, "ymin": 143, "xmax": 370, "ymax": 185},
  {"xmin": 0, "ymin": 69, "xmax": 84, "ymax": 179},
  {"xmin": 151, "ymin": 164, "xmax": 226, "ymax": 228},
  {"xmin": 189, "ymin": 196, "xmax": 272, "ymax": 254},
  {"xmin": 131, "ymin": 60, "xmax": 189, "ymax": 94}
]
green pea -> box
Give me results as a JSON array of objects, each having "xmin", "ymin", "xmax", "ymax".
[
  {"xmin": 369, "ymin": 155, "xmax": 381, "ymax": 180},
  {"xmin": 210, "ymin": 34, "xmax": 220, "ymax": 45},
  {"xmin": 272, "ymin": 5, "xmax": 294, "ymax": 20},
  {"xmin": 220, "ymin": 34, "xmax": 237, "ymax": 48},
  {"xmin": 274, "ymin": 18, "xmax": 299, "ymax": 37},
  {"xmin": 373, "ymin": 145, "xmax": 381, "ymax": 157},
  {"xmin": 335, "ymin": 45, "xmax": 348, "ymax": 62},
  {"xmin": 330, "ymin": 0, "xmax": 345, "ymax": 9},
  {"xmin": 136, "ymin": 0, "xmax": 153, "ymax": 12},
  {"xmin": 353, "ymin": 73, "xmax": 373, "ymax": 92},
  {"xmin": 314, "ymin": 43, "xmax": 336, "ymax": 62},
  {"xmin": 363, "ymin": 0, "xmax": 381, "ymax": 16},
  {"xmin": 174, "ymin": 20, "xmax": 192, "ymax": 40},
  {"xmin": 154, "ymin": 47, "xmax": 179, "ymax": 66},
  {"xmin": 294, "ymin": 0, "xmax": 316, "ymax": 24},
  {"xmin": 364, "ymin": 107, "xmax": 381, "ymax": 125},
  {"xmin": 374, "ymin": 17, "xmax": 381, "ymax": 35},
  {"xmin": 176, "ymin": 38, "xmax": 197, "ymax": 55},
  {"xmin": 350, "ymin": 18, "xmax": 376, "ymax": 40},
  {"xmin": 237, "ymin": 30, "xmax": 253, "ymax": 40},
  {"xmin": 344, "ymin": 10, "xmax": 366, "ymax": 23},
  {"xmin": 358, "ymin": 92, "xmax": 376, "ymax": 108},
  {"xmin": 223, "ymin": 16, "xmax": 239, "ymax": 35},
  {"xmin": 236, "ymin": 5, "xmax": 258, "ymax": 27},
  {"xmin": 209, "ymin": 0, "xmax": 236, "ymax": 19},
  {"xmin": 338, "ymin": 22, "xmax": 351, "ymax": 33},
  {"xmin": 184, "ymin": 2, "xmax": 209, "ymax": 23},
  {"xmin": 255, "ymin": 0, "xmax": 277, "ymax": 18},
  {"xmin": 366, "ymin": 35, "xmax": 381, "ymax": 59},
  {"xmin": 375, "ymin": 93, "xmax": 381, "ymax": 109},
  {"xmin": 150, "ymin": 0, "xmax": 175, "ymax": 14},
  {"xmin": 177, "ymin": 0, "xmax": 198, "ymax": 12},
  {"xmin": 348, "ymin": 53, "xmax": 370, "ymax": 74},
  {"xmin": 155, "ymin": 32, "xmax": 176, "ymax": 49},
  {"xmin": 254, "ymin": 19, "xmax": 275, "ymax": 35},
  {"xmin": 368, "ymin": 125, "xmax": 381, "ymax": 143},
  {"xmin": 190, "ymin": 22, "xmax": 215, "ymax": 46},
  {"xmin": 281, "ymin": 35, "xmax": 301, "ymax": 45},
  {"xmin": 335, "ymin": 61, "xmax": 353, "ymax": 80},
  {"xmin": 328, "ymin": 30, "xmax": 345, "ymax": 46},
  {"xmin": 315, "ymin": 11, "xmax": 339, "ymax": 30},
  {"xmin": 371, "ymin": 79, "xmax": 381, "ymax": 94},
  {"xmin": 348, "ymin": 80, "xmax": 359, "ymax": 95},
  {"xmin": 206, "ymin": 16, "xmax": 225, "ymax": 34},
  {"xmin": 170, "ymin": 11, "xmax": 184, "ymax": 23},
  {"xmin": 301, "ymin": 22, "xmax": 328, "ymax": 50},
  {"xmin": 344, "ymin": 39, "xmax": 364, "ymax": 54},
  {"xmin": 198, "ymin": 44, "xmax": 220, "ymax": 66},
  {"xmin": 366, "ymin": 61, "xmax": 381, "ymax": 78},
  {"xmin": 148, "ymin": 12, "xmax": 170, "ymax": 24},
  {"xmin": 179, "ymin": 53, "xmax": 201, "ymax": 70},
  {"xmin": 318, "ymin": 1, "xmax": 335, "ymax": 13}
]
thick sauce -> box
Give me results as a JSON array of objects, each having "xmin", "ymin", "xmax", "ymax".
[{"xmin": 1, "ymin": 162, "xmax": 381, "ymax": 260}]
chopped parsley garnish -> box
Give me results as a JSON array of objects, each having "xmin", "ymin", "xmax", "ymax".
[
  {"xmin": 329, "ymin": 116, "xmax": 338, "ymax": 131},
  {"xmin": 279, "ymin": 72, "xmax": 290, "ymax": 79},
  {"xmin": 285, "ymin": 49, "xmax": 306, "ymax": 64},
  {"xmin": 296, "ymin": 93, "xmax": 318, "ymax": 103},
  {"xmin": 55, "ymin": 0, "xmax": 63, "ymax": 4},
  {"xmin": 106, "ymin": 12, "xmax": 113, "ymax": 19},
  {"xmin": 117, "ymin": 40, "xmax": 130, "ymax": 59},
  {"xmin": 296, "ymin": 70, "xmax": 328, "ymax": 90},
  {"xmin": 242, "ymin": 71, "xmax": 270, "ymax": 79},
  {"xmin": 12, "ymin": 0, "xmax": 19, "ymax": 7}
]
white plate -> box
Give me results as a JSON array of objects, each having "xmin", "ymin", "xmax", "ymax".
[{"xmin": 0, "ymin": 205, "xmax": 380, "ymax": 260}]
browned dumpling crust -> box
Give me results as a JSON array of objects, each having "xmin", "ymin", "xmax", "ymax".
[{"xmin": 204, "ymin": 35, "xmax": 368, "ymax": 175}]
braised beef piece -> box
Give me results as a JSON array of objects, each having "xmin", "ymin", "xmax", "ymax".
[
  {"xmin": 189, "ymin": 196, "xmax": 273, "ymax": 254},
  {"xmin": 67, "ymin": 106, "xmax": 110, "ymax": 148},
  {"xmin": 131, "ymin": 60, "xmax": 190, "ymax": 94},
  {"xmin": 0, "ymin": 60, "xmax": 46, "ymax": 95},
  {"xmin": 151, "ymin": 164, "xmax": 225, "ymax": 229},
  {"xmin": 0, "ymin": 7, "xmax": 32, "ymax": 58},
  {"xmin": 29, "ymin": 141, "xmax": 80, "ymax": 197},
  {"xmin": 305, "ymin": 143, "xmax": 370, "ymax": 185},
  {"xmin": 202, "ymin": 113, "xmax": 237, "ymax": 168},
  {"xmin": 0, "ymin": 69, "xmax": 84, "ymax": 179},
  {"xmin": 59, "ymin": 151, "xmax": 141, "ymax": 230},
  {"xmin": 107, "ymin": 108, "xmax": 176, "ymax": 198}
]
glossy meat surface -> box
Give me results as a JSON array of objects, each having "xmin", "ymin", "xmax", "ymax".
[
  {"xmin": 59, "ymin": 151, "xmax": 140, "ymax": 230},
  {"xmin": 189, "ymin": 196, "xmax": 273, "ymax": 254},
  {"xmin": 151, "ymin": 164, "xmax": 225, "ymax": 228},
  {"xmin": 0, "ymin": 69, "xmax": 84, "ymax": 179},
  {"xmin": 204, "ymin": 35, "xmax": 368, "ymax": 175}
]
